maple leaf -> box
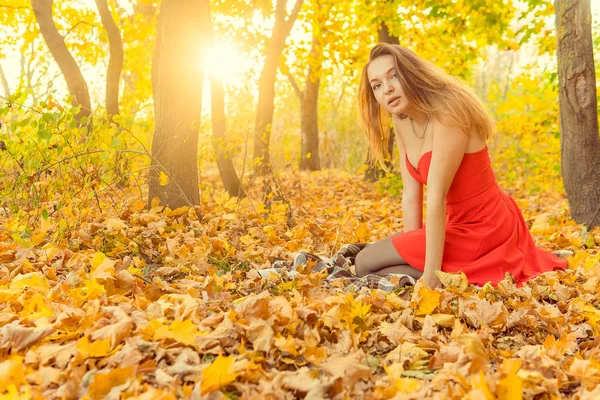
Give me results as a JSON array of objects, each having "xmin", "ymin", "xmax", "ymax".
[
  {"xmin": 461, "ymin": 298, "xmax": 508, "ymax": 329},
  {"xmin": 246, "ymin": 319, "xmax": 274, "ymax": 353},
  {"xmin": 9, "ymin": 272, "xmax": 49, "ymax": 293},
  {"xmin": 436, "ymin": 270, "xmax": 468, "ymax": 291},
  {"xmin": 0, "ymin": 322, "xmax": 54, "ymax": 351},
  {"xmin": 321, "ymin": 350, "xmax": 373, "ymax": 387},
  {"xmin": 200, "ymin": 354, "xmax": 239, "ymax": 394},
  {"xmin": 19, "ymin": 292, "xmax": 54, "ymax": 321},
  {"xmin": 104, "ymin": 218, "xmax": 127, "ymax": 232},
  {"xmin": 303, "ymin": 345, "xmax": 328, "ymax": 366},
  {"xmin": 90, "ymin": 316, "xmax": 134, "ymax": 350},
  {"xmin": 150, "ymin": 319, "xmax": 204, "ymax": 348},
  {"xmin": 76, "ymin": 336, "xmax": 113, "ymax": 359},
  {"xmin": 412, "ymin": 284, "xmax": 441, "ymax": 316}
]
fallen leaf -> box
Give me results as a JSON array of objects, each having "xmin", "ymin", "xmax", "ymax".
[
  {"xmin": 412, "ymin": 284, "xmax": 441, "ymax": 316},
  {"xmin": 200, "ymin": 354, "xmax": 239, "ymax": 394}
]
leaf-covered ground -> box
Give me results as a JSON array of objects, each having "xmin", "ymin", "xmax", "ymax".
[{"xmin": 0, "ymin": 170, "xmax": 599, "ymax": 399}]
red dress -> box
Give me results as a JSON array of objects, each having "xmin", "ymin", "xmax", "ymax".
[{"xmin": 391, "ymin": 147, "xmax": 567, "ymax": 286}]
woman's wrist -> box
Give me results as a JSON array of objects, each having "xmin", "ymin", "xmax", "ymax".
[{"xmin": 422, "ymin": 265, "xmax": 441, "ymax": 277}]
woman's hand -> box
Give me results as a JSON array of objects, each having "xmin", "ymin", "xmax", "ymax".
[{"xmin": 420, "ymin": 271, "xmax": 442, "ymax": 289}]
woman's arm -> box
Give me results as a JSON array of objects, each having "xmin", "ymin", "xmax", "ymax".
[
  {"xmin": 422, "ymin": 121, "xmax": 468, "ymax": 287},
  {"xmin": 393, "ymin": 120, "xmax": 423, "ymax": 232}
]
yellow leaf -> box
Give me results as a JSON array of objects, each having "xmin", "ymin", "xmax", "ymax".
[
  {"xmin": 104, "ymin": 218, "xmax": 127, "ymax": 231},
  {"xmin": 0, "ymin": 356, "xmax": 25, "ymax": 388},
  {"xmin": 40, "ymin": 216, "xmax": 53, "ymax": 233},
  {"xmin": 571, "ymin": 298, "xmax": 600, "ymax": 334},
  {"xmin": 435, "ymin": 270, "xmax": 468, "ymax": 291},
  {"xmin": 10, "ymin": 273, "xmax": 49, "ymax": 293},
  {"xmin": 152, "ymin": 319, "xmax": 202, "ymax": 348},
  {"xmin": 88, "ymin": 367, "xmax": 135, "ymax": 399},
  {"xmin": 91, "ymin": 258, "xmax": 116, "ymax": 281},
  {"xmin": 470, "ymin": 370, "xmax": 494, "ymax": 399},
  {"xmin": 76, "ymin": 337, "xmax": 112, "ymax": 359},
  {"xmin": 0, "ymin": 385, "xmax": 31, "ymax": 400},
  {"xmin": 355, "ymin": 223, "xmax": 370, "ymax": 242},
  {"xmin": 413, "ymin": 285, "xmax": 441, "ymax": 316},
  {"xmin": 201, "ymin": 354, "xmax": 239, "ymax": 394},
  {"xmin": 497, "ymin": 358, "xmax": 523, "ymax": 400},
  {"xmin": 90, "ymin": 252, "xmax": 107, "ymax": 270},
  {"xmin": 431, "ymin": 313, "xmax": 455, "ymax": 327},
  {"xmin": 393, "ymin": 377, "xmax": 423, "ymax": 394},
  {"xmin": 306, "ymin": 152, "xmax": 311, "ymax": 159},
  {"xmin": 151, "ymin": 196, "xmax": 161, "ymax": 208},
  {"xmin": 20, "ymin": 292, "xmax": 54, "ymax": 320},
  {"xmin": 159, "ymin": 171, "xmax": 169, "ymax": 186},
  {"xmin": 303, "ymin": 346, "xmax": 328, "ymax": 365},
  {"xmin": 71, "ymin": 278, "xmax": 107, "ymax": 306}
]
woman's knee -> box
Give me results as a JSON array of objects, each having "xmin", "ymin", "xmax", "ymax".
[{"xmin": 354, "ymin": 250, "xmax": 369, "ymax": 277}]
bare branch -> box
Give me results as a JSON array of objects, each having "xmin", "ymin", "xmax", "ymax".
[
  {"xmin": 285, "ymin": 0, "xmax": 303, "ymax": 32},
  {"xmin": 64, "ymin": 20, "xmax": 101, "ymax": 39},
  {"xmin": 284, "ymin": 70, "xmax": 303, "ymax": 100}
]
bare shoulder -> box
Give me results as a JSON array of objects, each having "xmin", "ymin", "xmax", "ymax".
[
  {"xmin": 431, "ymin": 115, "xmax": 463, "ymax": 135},
  {"xmin": 431, "ymin": 115, "xmax": 485, "ymax": 152}
]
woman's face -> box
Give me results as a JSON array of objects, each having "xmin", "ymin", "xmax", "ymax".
[{"xmin": 367, "ymin": 54, "xmax": 408, "ymax": 114}]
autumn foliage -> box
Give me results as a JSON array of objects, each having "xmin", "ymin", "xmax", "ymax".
[
  {"xmin": 1, "ymin": 0, "xmax": 600, "ymax": 398},
  {"xmin": 0, "ymin": 169, "xmax": 598, "ymax": 398}
]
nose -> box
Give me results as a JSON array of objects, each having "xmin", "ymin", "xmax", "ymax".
[{"xmin": 383, "ymin": 81, "xmax": 394, "ymax": 94}]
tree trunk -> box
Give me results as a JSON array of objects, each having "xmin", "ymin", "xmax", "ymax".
[
  {"xmin": 299, "ymin": 36, "xmax": 321, "ymax": 171},
  {"xmin": 31, "ymin": 0, "xmax": 91, "ymax": 123},
  {"xmin": 0, "ymin": 63, "xmax": 10, "ymax": 97},
  {"xmin": 377, "ymin": 22, "xmax": 399, "ymax": 45},
  {"xmin": 148, "ymin": 0, "xmax": 209, "ymax": 208},
  {"xmin": 211, "ymin": 76, "xmax": 244, "ymax": 197},
  {"xmin": 364, "ymin": 21, "xmax": 398, "ymax": 181},
  {"xmin": 95, "ymin": 0, "xmax": 124, "ymax": 119},
  {"xmin": 253, "ymin": 0, "xmax": 303, "ymax": 175},
  {"xmin": 555, "ymin": 0, "xmax": 600, "ymax": 228}
]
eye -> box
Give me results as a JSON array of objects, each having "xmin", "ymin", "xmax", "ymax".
[
  {"xmin": 391, "ymin": 73, "xmax": 398, "ymax": 79},
  {"xmin": 372, "ymin": 83, "xmax": 381, "ymax": 90}
]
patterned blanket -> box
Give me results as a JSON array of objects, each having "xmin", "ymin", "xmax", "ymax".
[{"xmin": 258, "ymin": 243, "xmax": 416, "ymax": 293}]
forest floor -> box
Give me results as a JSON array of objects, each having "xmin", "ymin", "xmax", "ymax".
[{"xmin": 0, "ymin": 170, "xmax": 599, "ymax": 399}]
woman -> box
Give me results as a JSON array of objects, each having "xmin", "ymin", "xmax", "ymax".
[{"xmin": 355, "ymin": 43, "xmax": 567, "ymax": 288}]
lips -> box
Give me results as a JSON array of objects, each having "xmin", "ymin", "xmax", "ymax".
[{"xmin": 387, "ymin": 96, "xmax": 401, "ymax": 106}]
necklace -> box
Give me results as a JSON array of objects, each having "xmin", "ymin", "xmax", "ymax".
[{"xmin": 410, "ymin": 116, "xmax": 430, "ymax": 139}]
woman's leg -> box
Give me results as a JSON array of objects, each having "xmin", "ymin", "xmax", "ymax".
[{"xmin": 354, "ymin": 237, "xmax": 422, "ymax": 278}]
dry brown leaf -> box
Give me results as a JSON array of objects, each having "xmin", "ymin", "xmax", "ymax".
[
  {"xmin": 0, "ymin": 321, "xmax": 54, "ymax": 351},
  {"xmin": 321, "ymin": 350, "xmax": 372, "ymax": 387}
]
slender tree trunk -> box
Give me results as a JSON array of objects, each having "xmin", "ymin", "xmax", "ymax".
[
  {"xmin": 95, "ymin": 0, "xmax": 123, "ymax": 119},
  {"xmin": 31, "ymin": 0, "xmax": 91, "ymax": 123},
  {"xmin": 555, "ymin": 0, "xmax": 600, "ymax": 228},
  {"xmin": 377, "ymin": 22, "xmax": 399, "ymax": 45},
  {"xmin": 211, "ymin": 76, "xmax": 244, "ymax": 197},
  {"xmin": 253, "ymin": 0, "xmax": 303, "ymax": 175},
  {"xmin": 0, "ymin": 63, "xmax": 10, "ymax": 97},
  {"xmin": 364, "ymin": 21, "xmax": 397, "ymax": 181},
  {"xmin": 147, "ymin": 0, "xmax": 209, "ymax": 208},
  {"xmin": 299, "ymin": 36, "xmax": 321, "ymax": 171}
]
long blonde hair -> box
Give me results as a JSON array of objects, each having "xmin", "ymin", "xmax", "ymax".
[{"xmin": 358, "ymin": 43, "xmax": 495, "ymax": 166}]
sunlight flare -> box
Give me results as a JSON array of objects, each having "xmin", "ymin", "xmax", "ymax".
[{"xmin": 204, "ymin": 42, "xmax": 251, "ymax": 86}]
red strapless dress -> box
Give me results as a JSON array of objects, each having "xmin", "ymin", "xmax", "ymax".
[{"xmin": 391, "ymin": 147, "xmax": 567, "ymax": 286}]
